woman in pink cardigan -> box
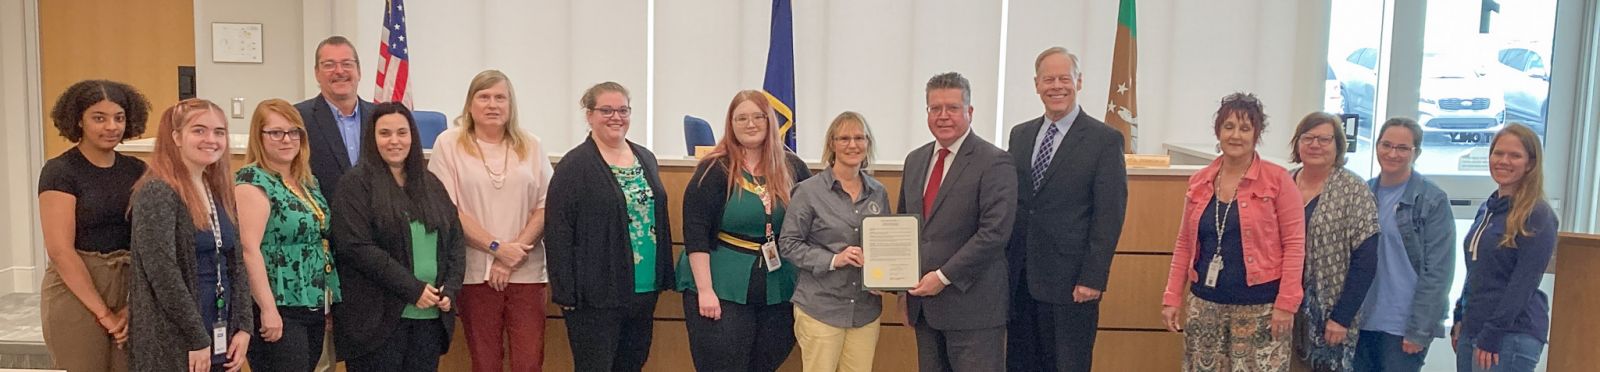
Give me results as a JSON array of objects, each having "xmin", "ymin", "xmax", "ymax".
[{"xmin": 1160, "ymin": 93, "xmax": 1306, "ymax": 372}]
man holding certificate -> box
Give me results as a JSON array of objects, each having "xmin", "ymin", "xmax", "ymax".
[
  {"xmin": 898, "ymin": 72, "xmax": 1019, "ymax": 372},
  {"xmin": 1004, "ymin": 47, "xmax": 1130, "ymax": 372}
]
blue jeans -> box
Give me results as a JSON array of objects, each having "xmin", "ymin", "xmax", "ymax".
[
  {"xmin": 1454, "ymin": 332, "xmax": 1545, "ymax": 372},
  {"xmin": 1353, "ymin": 330, "xmax": 1427, "ymax": 372}
]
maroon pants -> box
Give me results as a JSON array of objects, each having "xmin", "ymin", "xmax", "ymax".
[{"xmin": 459, "ymin": 283, "xmax": 548, "ymax": 372}]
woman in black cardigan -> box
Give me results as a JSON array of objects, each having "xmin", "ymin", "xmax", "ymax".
[
  {"xmin": 677, "ymin": 90, "xmax": 812, "ymax": 372},
  {"xmin": 545, "ymin": 82, "xmax": 674, "ymax": 372},
  {"xmin": 330, "ymin": 103, "xmax": 464, "ymax": 372}
]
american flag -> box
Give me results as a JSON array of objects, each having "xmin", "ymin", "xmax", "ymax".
[{"xmin": 374, "ymin": 0, "xmax": 412, "ymax": 108}]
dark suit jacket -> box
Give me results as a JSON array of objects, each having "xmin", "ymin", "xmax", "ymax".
[
  {"xmin": 897, "ymin": 133, "xmax": 1017, "ymax": 330},
  {"xmin": 296, "ymin": 95, "xmax": 375, "ymax": 199},
  {"xmin": 1007, "ymin": 111, "xmax": 1129, "ymax": 305},
  {"xmin": 329, "ymin": 167, "xmax": 464, "ymax": 362},
  {"xmin": 544, "ymin": 137, "xmax": 675, "ymax": 309}
]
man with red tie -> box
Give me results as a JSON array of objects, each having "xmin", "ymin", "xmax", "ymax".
[{"xmin": 898, "ymin": 71, "xmax": 1019, "ymax": 372}]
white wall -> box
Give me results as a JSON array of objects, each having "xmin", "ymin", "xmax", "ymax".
[
  {"xmin": 1002, "ymin": 0, "xmax": 1326, "ymax": 160},
  {"xmin": 341, "ymin": 0, "xmax": 646, "ymax": 155},
  {"xmin": 193, "ymin": 0, "xmax": 307, "ymax": 131},
  {"xmin": 195, "ymin": 0, "xmax": 1329, "ymax": 161},
  {"xmin": 1, "ymin": 0, "xmax": 43, "ymax": 293}
]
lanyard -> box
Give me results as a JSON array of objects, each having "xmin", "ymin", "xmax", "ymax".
[
  {"xmin": 1211, "ymin": 181, "xmax": 1233, "ymax": 263},
  {"xmin": 202, "ymin": 187, "xmax": 226, "ymax": 315}
]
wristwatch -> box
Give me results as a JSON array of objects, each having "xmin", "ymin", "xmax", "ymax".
[{"xmin": 489, "ymin": 240, "xmax": 501, "ymax": 252}]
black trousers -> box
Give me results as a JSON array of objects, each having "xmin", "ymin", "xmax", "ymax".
[
  {"xmin": 345, "ymin": 318, "xmax": 446, "ymax": 372},
  {"xmin": 247, "ymin": 306, "xmax": 327, "ymax": 372},
  {"xmin": 1007, "ymin": 280, "xmax": 1100, "ymax": 372},
  {"xmin": 682, "ymin": 292, "xmax": 796, "ymax": 372},
  {"xmin": 563, "ymin": 291, "xmax": 660, "ymax": 372}
]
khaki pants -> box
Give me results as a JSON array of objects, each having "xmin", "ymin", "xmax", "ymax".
[
  {"xmin": 41, "ymin": 250, "xmax": 130, "ymax": 372},
  {"xmin": 793, "ymin": 306, "xmax": 880, "ymax": 372}
]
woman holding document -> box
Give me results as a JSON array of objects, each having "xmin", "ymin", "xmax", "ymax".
[{"xmin": 778, "ymin": 112, "xmax": 887, "ymax": 372}]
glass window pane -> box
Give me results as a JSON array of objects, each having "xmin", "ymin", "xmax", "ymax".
[
  {"xmin": 1413, "ymin": 0, "xmax": 1555, "ymax": 176},
  {"xmin": 1326, "ymin": 0, "xmax": 1387, "ymax": 178}
]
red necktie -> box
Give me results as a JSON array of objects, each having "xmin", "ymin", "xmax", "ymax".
[{"xmin": 923, "ymin": 148, "xmax": 951, "ymax": 218}]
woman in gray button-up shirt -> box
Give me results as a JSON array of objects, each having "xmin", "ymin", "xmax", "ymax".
[{"xmin": 779, "ymin": 111, "xmax": 889, "ymax": 372}]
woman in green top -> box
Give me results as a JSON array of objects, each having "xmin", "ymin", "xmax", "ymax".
[
  {"xmin": 679, "ymin": 90, "xmax": 812, "ymax": 371},
  {"xmin": 330, "ymin": 103, "xmax": 464, "ymax": 372},
  {"xmin": 236, "ymin": 99, "xmax": 341, "ymax": 371}
]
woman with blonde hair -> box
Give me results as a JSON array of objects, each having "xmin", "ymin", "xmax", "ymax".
[
  {"xmin": 1451, "ymin": 123, "xmax": 1556, "ymax": 372},
  {"xmin": 236, "ymin": 99, "xmax": 340, "ymax": 371},
  {"xmin": 128, "ymin": 98, "xmax": 254, "ymax": 372},
  {"xmin": 779, "ymin": 111, "xmax": 887, "ymax": 372},
  {"xmin": 678, "ymin": 90, "xmax": 811, "ymax": 371},
  {"xmin": 427, "ymin": 70, "xmax": 554, "ymax": 372}
]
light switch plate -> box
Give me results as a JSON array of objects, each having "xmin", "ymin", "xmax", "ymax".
[{"xmin": 231, "ymin": 98, "xmax": 245, "ymax": 118}]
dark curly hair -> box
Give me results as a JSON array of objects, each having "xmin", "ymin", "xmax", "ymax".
[
  {"xmin": 50, "ymin": 79, "xmax": 150, "ymax": 142},
  {"xmin": 1212, "ymin": 92, "xmax": 1268, "ymax": 144}
]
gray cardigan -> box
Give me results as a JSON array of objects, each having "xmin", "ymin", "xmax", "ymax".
[{"xmin": 128, "ymin": 179, "xmax": 253, "ymax": 372}]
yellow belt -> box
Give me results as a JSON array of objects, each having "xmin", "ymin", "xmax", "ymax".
[{"xmin": 716, "ymin": 232, "xmax": 762, "ymax": 251}]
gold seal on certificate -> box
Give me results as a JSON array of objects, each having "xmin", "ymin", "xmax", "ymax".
[{"xmin": 861, "ymin": 215, "xmax": 920, "ymax": 290}]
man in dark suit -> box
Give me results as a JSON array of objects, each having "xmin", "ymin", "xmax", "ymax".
[
  {"xmin": 1004, "ymin": 47, "xmax": 1129, "ymax": 372},
  {"xmin": 899, "ymin": 72, "xmax": 1018, "ymax": 372},
  {"xmin": 297, "ymin": 35, "xmax": 376, "ymax": 197}
]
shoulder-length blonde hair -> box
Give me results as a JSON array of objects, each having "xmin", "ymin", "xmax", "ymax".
[
  {"xmin": 699, "ymin": 90, "xmax": 795, "ymax": 206},
  {"xmin": 454, "ymin": 70, "xmax": 531, "ymax": 160},
  {"xmin": 133, "ymin": 98, "xmax": 237, "ymax": 229},
  {"xmin": 1492, "ymin": 123, "xmax": 1546, "ymax": 248},
  {"xmin": 822, "ymin": 111, "xmax": 875, "ymax": 168},
  {"xmin": 244, "ymin": 99, "xmax": 315, "ymax": 186}
]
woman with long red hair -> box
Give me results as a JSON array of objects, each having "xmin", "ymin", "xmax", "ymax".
[
  {"xmin": 677, "ymin": 90, "xmax": 812, "ymax": 371},
  {"xmin": 128, "ymin": 98, "xmax": 254, "ymax": 372}
]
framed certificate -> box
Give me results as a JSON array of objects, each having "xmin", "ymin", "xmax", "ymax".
[{"xmin": 861, "ymin": 215, "xmax": 921, "ymax": 290}]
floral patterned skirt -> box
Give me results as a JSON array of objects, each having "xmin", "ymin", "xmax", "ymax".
[{"xmin": 1183, "ymin": 293, "xmax": 1291, "ymax": 372}]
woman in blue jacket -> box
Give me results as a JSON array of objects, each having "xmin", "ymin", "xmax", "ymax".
[{"xmin": 1452, "ymin": 123, "xmax": 1558, "ymax": 372}]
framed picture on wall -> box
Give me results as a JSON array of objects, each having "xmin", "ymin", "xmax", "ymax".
[{"xmin": 211, "ymin": 22, "xmax": 263, "ymax": 63}]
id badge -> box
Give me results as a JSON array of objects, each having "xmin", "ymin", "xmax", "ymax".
[
  {"xmin": 212, "ymin": 321, "xmax": 227, "ymax": 356},
  {"xmin": 1203, "ymin": 255, "xmax": 1223, "ymax": 288},
  {"xmin": 760, "ymin": 242, "xmax": 782, "ymax": 272}
]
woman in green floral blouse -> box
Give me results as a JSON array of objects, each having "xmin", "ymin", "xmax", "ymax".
[{"xmin": 235, "ymin": 99, "xmax": 341, "ymax": 371}]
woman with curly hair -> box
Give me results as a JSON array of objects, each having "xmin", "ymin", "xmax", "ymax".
[{"xmin": 38, "ymin": 79, "xmax": 151, "ymax": 372}]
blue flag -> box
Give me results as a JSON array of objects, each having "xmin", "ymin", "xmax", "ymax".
[{"xmin": 762, "ymin": 0, "xmax": 797, "ymax": 152}]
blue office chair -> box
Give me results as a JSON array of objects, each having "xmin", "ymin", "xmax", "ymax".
[
  {"xmin": 413, "ymin": 110, "xmax": 449, "ymax": 149},
  {"xmin": 684, "ymin": 115, "xmax": 716, "ymax": 155}
]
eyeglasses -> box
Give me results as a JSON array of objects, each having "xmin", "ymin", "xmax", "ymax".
[
  {"xmin": 832, "ymin": 135, "xmax": 868, "ymax": 144},
  {"xmin": 262, "ymin": 128, "xmax": 304, "ymax": 141},
  {"xmin": 1377, "ymin": 141, "xmax": 1415, "ymax": 154},
  {"xmin": 1297, "ymin": 134, "xmax": 1334, "ymax": 146},
  {"xmin": 591, "ymin": 107, "xmax": 632, "ymax": 118},
  {"xmin": 317, "ymin": 60, "xmax": 358, "ymax": 72},
  {"xmin": 926, "ymin": 104, "xmax": 966, "ymax": 116},
  {"xmin": 734, "ymin": 114, "xmax": 769, "ymax": 125}
]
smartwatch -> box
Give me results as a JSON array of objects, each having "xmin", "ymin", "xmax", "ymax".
[{"xmin": 489, "ymin": 240, "xmax": 501, "ymax": 252}]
